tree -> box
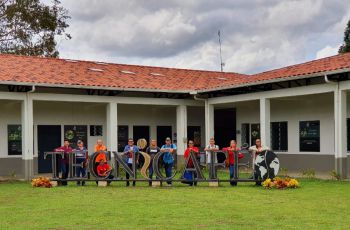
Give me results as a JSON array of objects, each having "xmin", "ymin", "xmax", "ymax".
[
  {"xmin": 0, "ymin": 0, "xmax": 71, "ymax": 57},
  {"xmin": 339, "ymin": 19, "xmax": 350, "ymax": 54}
]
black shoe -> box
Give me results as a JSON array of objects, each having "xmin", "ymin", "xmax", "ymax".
[{"xmin": 82, "ymin": 181, "xmax": 85, "ymax": 186}]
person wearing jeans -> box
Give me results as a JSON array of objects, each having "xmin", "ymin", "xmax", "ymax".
[
  {"xmin": 54, "ymin": 140, "xmax": 73, "ymax": 186},
  {"xmin": 161, "ymin": 137, "xmax": 176, "ymax": 186},
  {"xmin": 146, "ymin": 139, "xmax": 160, "ymax": 186},
  {"xmin": 222, "ymin": 140, "xmax": 244, "ymax": 186},
  {"xmin": 184, "ymin": 140, "xmax": 199, "ymax": 186},
  {"xmin": 74, "ymin": 140, "xmax": 88, "ymax": 186},
  {"xmin": 123, "ymin": 138, "xmax": 139, "ymax": 187}
]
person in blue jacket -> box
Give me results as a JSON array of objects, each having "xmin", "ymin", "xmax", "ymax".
[
  {"xmin": 160, "ymin": 137, "xmax": 176, "ymax": 186},
  {"xmin": 123, "ymin": 138, "xmax": 139, "ymax": 186}
]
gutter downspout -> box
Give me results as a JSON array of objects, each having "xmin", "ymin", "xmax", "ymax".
[{"xmin": 28, "ymin": 85, "xmax": 36, "ymax": 93}]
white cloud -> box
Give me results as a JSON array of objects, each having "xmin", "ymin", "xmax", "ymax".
[
  {"xmin": 316, "ymin": 45, "xmax": 340, "ymax": 59},
  {"xmin": 55, "ymin": 0, "xmax": 350, "ymax": 74}
]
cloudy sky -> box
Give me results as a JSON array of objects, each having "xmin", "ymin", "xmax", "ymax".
[{"xmin": 54, "ymin": 0, "xmax": 350, "ymax": 74}]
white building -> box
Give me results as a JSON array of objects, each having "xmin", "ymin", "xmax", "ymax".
[{"xmin": 0, "ymin": 53, "xmax": 349, "ymax": 180}]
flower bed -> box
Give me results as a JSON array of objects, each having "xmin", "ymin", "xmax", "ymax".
[
  {"xmin": 31, "ymin": 177, "xmax": 53, "ymax": 188},
  {"xmin": 262, "ymin": 177, "xmax": 300, "ymax": 189}
]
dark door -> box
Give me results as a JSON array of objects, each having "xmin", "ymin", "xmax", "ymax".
[
  {"xmin": 37, "ymin": 125, "xmax": 61, "ymax": 173},
  {"xmin": 133, "ymin": 126, "xmax": 150, "ymax": 148},
  {"xmin": 187, "ymin": 126, "xmax": 201, "ymax": 147},
  {"xmin": 157, "ymin": 126, "xmax": 172, "ymax": 147},
  {"xmin": 214, "ymin": 108, "xmax": 236, "ymax": 149},
  {"xmin": 118, "ymin": 125, "xmax": 129, "ymax": 152}
]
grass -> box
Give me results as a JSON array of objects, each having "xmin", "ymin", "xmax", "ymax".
[{"xmin": 0, "ymin": 170, "xmax": 349, "ymax": 230}]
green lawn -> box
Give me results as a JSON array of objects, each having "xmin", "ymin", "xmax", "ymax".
[{"xmin": 0, "ymin": 174, "xmax": 349, "ymax": 230}]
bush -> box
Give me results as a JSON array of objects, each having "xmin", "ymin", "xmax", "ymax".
[
  {"xmin": 329, "ymin": 170, "xmax": 341, "ymax": 181},
  {"xmin": 300, "ymin": 168, "xmax": 315, "ymax": 179}
]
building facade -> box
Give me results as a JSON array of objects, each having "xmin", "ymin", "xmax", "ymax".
[{"xmin": 0, "ymin": 53, "xmax": 349, "ymax": 179}]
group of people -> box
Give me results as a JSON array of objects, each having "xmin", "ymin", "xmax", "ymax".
[{"xmin": 53, "ymin": 136, "xmax": 268, "ymax": 187}]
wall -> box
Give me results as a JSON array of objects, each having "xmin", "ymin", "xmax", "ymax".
[
  {"xmin": 0, "ymin": 101, "xmax": 205, "ymax": 176},
  {"xmin": 235, "ymin": 93, "xmax": 337, "ymax": 173}
]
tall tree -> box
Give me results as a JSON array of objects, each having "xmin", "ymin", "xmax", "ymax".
[
  {"xmin": 0, "ymin": 0, "xmax": 71, "ymax": 57},
  {"xmin": 339, "ymin": 19, "xmax": 350, "ymax": 54}
]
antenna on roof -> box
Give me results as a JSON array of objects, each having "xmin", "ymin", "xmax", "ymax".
[{"xmin": 218, "ymin": 30, "xmax": 225, "ymax": 72}]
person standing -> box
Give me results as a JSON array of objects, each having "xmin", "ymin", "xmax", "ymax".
[
  {"xmin": 222, "ymin": 140, "xmax": 244, "ymax": 186},
  {"xmin": 204, "ymin": 138, "xmax": 219, "ymax": 179},
  {"xmin": 54, "ymin": 140, "xmax": 73, "ymax": 186},
  {"xmin": 184, "ymin": 140, "xmax": 199, "ymax": 186},
  {"xmin": 74, "ymin": 140, "xmax": 88, "ymax": 186},
  {"xmin": 160, "ymin": 137, "xmax": 176, "ymax": 186},
  {"xmin": 123, "ymin": 138, "xmax": 139, "ymax": 186},
  {"xmin": 249, "ymin": 138, "xmax": 270, "ymax": 183},
  {"xmin": 146, "ymin": 139, "xmax": 160, "ymax": 186}
]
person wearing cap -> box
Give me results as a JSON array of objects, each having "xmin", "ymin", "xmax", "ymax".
[
  {"xmin": 146, "ymin": 139, "xmax": 160, "ymax": 186},
  {"xmin": 160, "ymin": 137, "xmax": 176, "ymax": 186},
  {"xmin": 96, "ymin": 159, "xmax": 114, "ymax": 185},
  {"xmin": 74, "ymin": 140, "xmax": 88, "ymax": 186},
  {"xmin": 123, "ymin": 138, "xmax": 139, "ymax": 186},
  {"xmin": 54, "ymin": 140, "xmax": 73, "ymax": 186}
]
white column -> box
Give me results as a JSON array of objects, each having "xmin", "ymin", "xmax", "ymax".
[
  {"xmin": 205, "ymin": 100, "xmax": 214, "ymax": 145},
  {"xmin": 106, "ymin": 102, "xmax": 118, "ymax": 152},
  {"xmin": 260, "ymin": 98, "xmax": 271, "ymax": 148},
  {"xmin": 22, "ymin": 95, "xmax": 34, "ymax": 180},
  {"xmin": 334, "ymin": 89, "xmax": 347, "ymax": 178},
  {"xmin": 176, "ymin": 105, "xmax": 187, "ymax": 158}
]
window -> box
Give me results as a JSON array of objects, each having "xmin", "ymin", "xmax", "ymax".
[
  {"xmin": 8, "ymin": 125, "xmax": 22, "ymax": 155},
  {"xmin": 271, "ymin": 122, "xmax": 288, "ymax": 151},
  {"xmin": 90, "ymin": 125, "xmax": 103, "ymax": 136},
  {"xmin": 118, "ymin": 125, "xmax": 128, "ymax": 152},
  {"xmin": 64, "ymin": 125, "xmax": 88, "ymax": 149},
  {"xmin": 251, "ymin": 123, "xmax": 260, "ymax": 146},
  {"xmin": 299, "ymin": 121, "xmax": 320, "ymax": 152},
  {"xmin": 241, "ymin": 123, "xmax": 250, "ymax": 146}
]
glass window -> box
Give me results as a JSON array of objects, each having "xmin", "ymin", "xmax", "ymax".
[
  {"xmin": 271, "ymin": 122, "xmax": 288, "ymax": 151},
  {"xmin": 251, "ymin": 123, "xmax": 260, "ymax": 146},
  {"xmin": 241, "ymin": 123, "xmax": 250, "ymax": 146},
  {"xmin": 8, "ymin": 125, "xmax": 22, "ymax": 155},
  {"xmin": 299, "ymin": 121, "xmax": 320, "ymax": 152},
  {"xmin": 90, "ymin": 125, "xmax": 103, "ymax": 136}
]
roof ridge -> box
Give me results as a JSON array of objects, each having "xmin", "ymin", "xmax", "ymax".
[
  {"xmin": 0, "ymin": 53, "xmax": 249, "ymax": 76},
  {"xmin": 252, "ymin": 52, "xmax": 350, "ymax": 76}
]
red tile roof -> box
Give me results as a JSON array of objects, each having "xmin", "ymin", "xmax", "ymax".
[{"xmin": 1, "ymin": 52, "xmax": 350, "ymax": 93}]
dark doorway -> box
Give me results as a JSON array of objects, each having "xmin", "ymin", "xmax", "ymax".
[
  {"xmin": 187, "ymin": 126, "xmax": 201, "ymax": 147},
  {"xmin": 37, "ymin": 125, "xmax": 61, "ymax": 173},
  {"xmin": 118, "ymin": 125, "xmax": 129, "ymax": 152},
  {"xmin": 157, "ymin": 126, "xmax": 172, "ymax": 147},
  {"xmin": 133, "ymin": 126, "xmax": 150, "ymax": 148},
  {"xmin": 214, "ymin": 108, "xmax": 236, "ymax": 149}
]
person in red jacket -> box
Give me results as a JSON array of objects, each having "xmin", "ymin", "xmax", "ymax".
[
  {"xmin": 184, "ymin": 140, "xmax": 199, "ymax": 186},
  {"xmin": 96, "ymin": 160, "xmax": 114, "ymax": 185},
  {"xmin": 54, "ymin": 140, "xmax": 73, "ymax": 186},
  {"xmin": 222, "ymin": 140, "xmax": 244, "ymax": 186}
]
